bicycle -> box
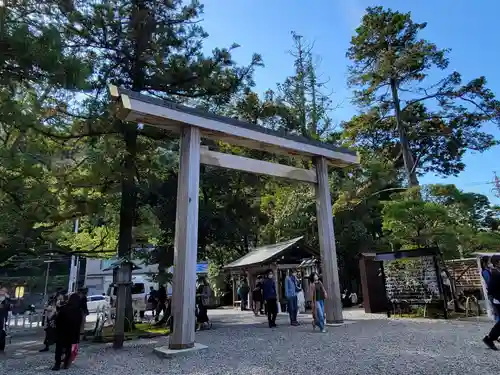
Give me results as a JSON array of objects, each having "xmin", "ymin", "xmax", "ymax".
[{"xmin": 447, "ymin": 291, "xmax": 481, "ymax": 317}]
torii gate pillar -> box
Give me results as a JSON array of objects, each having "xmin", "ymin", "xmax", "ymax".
[
  {"xmin": 169, "ymin": 125, "xmax": 200, "ymax": 349},
  {"xmin": 314, "ymin": 156, "xmax": 343, "ymax": 324}
]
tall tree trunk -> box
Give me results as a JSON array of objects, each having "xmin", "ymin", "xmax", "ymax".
[
  {"xmin": 308, "ymin": 55, "xmax": 318, "ymax": 137},
  {"xmin": 294, "ymin": 36, "xmax": 308, "ymax": 137},
  {"xmin": 114, "ymin": 0, "xmax": 147, "ymax": 349},
  {"xmin": 113, "ymin": 121, "xmax": 138, "ymax": 349},
  {"xmin": 390, "ymin": 78, "xmax": 419, "ymax": 187}
]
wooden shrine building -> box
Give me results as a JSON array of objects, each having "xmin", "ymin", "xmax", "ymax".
[{"xmin": 224, "ymin": 236, "xmax": 319, "ymax": 309}]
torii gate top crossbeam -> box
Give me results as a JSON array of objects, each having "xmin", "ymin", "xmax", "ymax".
[{"xmin": 109, "ymin": 85, "xmax": 359, "ymax": 167}]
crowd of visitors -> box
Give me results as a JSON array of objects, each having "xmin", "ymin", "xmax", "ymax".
[
  {"xmin": 239, "ymin": 269, "xmax": 331, "ymax": 332},
  {"xmin": 147, "ymin": 279, "xmax": 211, "ymax": 331}
]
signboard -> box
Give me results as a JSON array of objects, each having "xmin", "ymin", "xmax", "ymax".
[
  {"xmin": 101, "ymin": 259, "xmax": 116, "ymax": 270},
  {"xmin": 167, "ymin": 263, "xmax": 208, "ymax": 274},
  {"xmin": 101, "ymin": 259, "xmax": 208, "ymax": 274},
  {"xmin": 196, "ymin": 262, "xmax": 209, "ymax": 274}
]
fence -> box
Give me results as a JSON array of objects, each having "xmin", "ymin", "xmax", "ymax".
[{"xmin": 5, "ymin": 311, "xmax": 45, "ymax": 335}]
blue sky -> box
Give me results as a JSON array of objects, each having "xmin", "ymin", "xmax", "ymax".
[{"xmin": 200, "ymin": 0, "xmax": 500, "ymax": 204}]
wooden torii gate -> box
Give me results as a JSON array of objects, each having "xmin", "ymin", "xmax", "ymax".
[{"xmin": 109, "ymin": 85, "xmax": 359, "ymax": 351}]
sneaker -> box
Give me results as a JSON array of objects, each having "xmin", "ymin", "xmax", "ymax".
[
  {"xmin": 39, "ymin": 347, "xmax": 49, "ymax": 352},
  {"xmin": 321, "ymin": 329, "xmax": 327, "ymax": 333},
  {"xmin": 483, "ymin": 336, "xmax": 498, "ymax": 350}
]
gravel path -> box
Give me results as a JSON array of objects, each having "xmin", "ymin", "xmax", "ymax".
[{"xmin": 2, "ymin": 309, "xmax": 500, "ymax": 375}]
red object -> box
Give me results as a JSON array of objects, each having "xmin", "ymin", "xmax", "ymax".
[{"xmin": 70, "ymin": 344, "xmax": 79, "ymax": 362}]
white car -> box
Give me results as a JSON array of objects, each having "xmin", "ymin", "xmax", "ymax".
[{"xmin": 86, "ymin": 295, "xmax": 110, "ymax": 313}]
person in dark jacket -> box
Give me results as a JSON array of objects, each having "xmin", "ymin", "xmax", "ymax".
[
  {"xmin": 52, "ymin": 293, "xmax": 82, "ymax": 370},
  {"xmin": 147, "ymin": 286, "xmax": 158, "ymax": 318},
  {"xmin": 483, "ymin": 255, "xmax": 500, "ymax": 350},
  {"xmin": 252, "ymin": 276, "xmax": 263, "ymax": 316},
  {"xmin": 0, "ymin": 288, "xmax": 11, "ymax": 352},
  {"xmin": 40, "ymin": 293, "xmax": 64, "ymax": 352},
  {"xmin": 238, "ymin": 280, "xmax": 250, "ymax": 311},
  {"xmin": 78, "ymin": 288, "xmax": 89, "ymax": 341},
  {"xmin": 262, "ymin": 270, "xmax": 278, "ymax": 328},
  {"xmin": 155, "ymin": 285, "xmax": 168, "ymax": 322}
]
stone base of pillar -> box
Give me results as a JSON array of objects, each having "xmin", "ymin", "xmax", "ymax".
[
  {"xmin": 325, "ymin": 320, "xmax": 356, "ymax": 327},
  {"xmin": 154, "ymin": 342, "xmax": 208, "ymax": 358},
  {"xmin": 325, "ymin": 321, "xmax": 344, "ymax": 326}
]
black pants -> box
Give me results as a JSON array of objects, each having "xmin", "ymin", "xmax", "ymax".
[
  {"xmin": 266, "ymin": 299, "xmax": 277, "ymax": 326},
  {"xmin": 54, "ymin": 341, "xmax": 71, "ymax": 367},
  {"xmin": 0, "ymin": 316, "xmax": 6, "ymax": 351},
  {"xmin": 489, "ymin": 304, "xmax": 500, "ymax": 340}
]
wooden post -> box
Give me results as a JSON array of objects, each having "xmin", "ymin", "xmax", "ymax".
[
  {"xmin": 248, "ymin": 272, "xmax": 255, "ymax": 310},
  {"xmin": 232, "ymin": 275, "xmax": 237, "ymax": 307},
  {"xmin": 314, "ymin": 156, "xmax": 343, "ymax": 323},
  {"xmin": 113, "ymin": 263, "xmax": 132, "ymax": 348},
  {"xmin": 169, "ymin": 126, "xmax": 201, "ymax": 350},
  {"xmin": 270, "ymin": 263, "xmax": 281, "ymax": 313}
]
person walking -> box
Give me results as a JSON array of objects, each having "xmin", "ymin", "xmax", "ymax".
[
  {"xmin": 285, "ymin": 269, "xmax": 300, "ymax": 326},
  {"xmin": 262, "ymin": 270, "xmax": 278, "ymax": 328},
  {"xmin": 252, "ymin": 276, "xmax": 263, "ymax": 316},
  {"xmin": 239, "ymin": 280, "xmax": 250, "ymax": 311},
  {"xmin": 147, "ymin": 286, "xmax": 158, "ymax": 318},
  {"xmin": 310, "ymin": 272, "xmax": 327, "ymax": 333},
  {"xmin": 0, "ymin": 288, "xmax": 11, "ymax": 352},
  {"xmin": 483, "ymin": 255, "xmax": 500, "ymax": 350},
  {"xmin": 481, "ymin": 256, "xmax": 499, "ymax": 322},
  {"xmin": 40, "ymin": 294, "xmax": 61, "ymax": 352},
  {"xmin": 52, "ymin": 294, "xmax": 82, "ymax": 370},
  {"xmin": 156, "ymin": 285, "xmax": 168, "ymax": 322}
]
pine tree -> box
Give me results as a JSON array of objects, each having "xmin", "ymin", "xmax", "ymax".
[
  {"xmin": 0, "ymin": 1, "xmax": 95, "ymax": 264},
  {"xmin": 276, "ymin": 32, "xmax": 336, "ymax": 140},
  {"xmin": 346, "ymin": 7, "xmax": 500, "ymax": 186},
  {"xmin": 28, "ymin": 0, "xmax": 261, "ymax": 348}
]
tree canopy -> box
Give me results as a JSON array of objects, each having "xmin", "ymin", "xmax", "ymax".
[
  {"xmin": 1, "ymin": 3, "xmax": 500, "ymax": 305},
  {"xmin": 345, "ymin": 6, "xmax": 500, "ymax": 186}
]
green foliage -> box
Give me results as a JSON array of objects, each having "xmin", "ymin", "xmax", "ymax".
[
  {"xmin": 0, "ymin": 3, "xmax": 96, "ymax": 263},
  {"xmin": 207, "ymin": 261, "xmax": 227, "ymax": 297},
  {"xmin": 382, "ymin": 185, "xmax": 500, "ymax": 258},
  {"xmin": 345, "ymin": 6, "xmax": 500, "ymax": 184},
  {"xmin": 382, "ymin": 189, "xmax": 456, "ymax": 249},
  {"xmin": 3, "ymin": 2, "xmax": 500, "ymax": 302},
  {"xmin": 274, "ymin": 32, "xmax": 336, "ymax": 139}
]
